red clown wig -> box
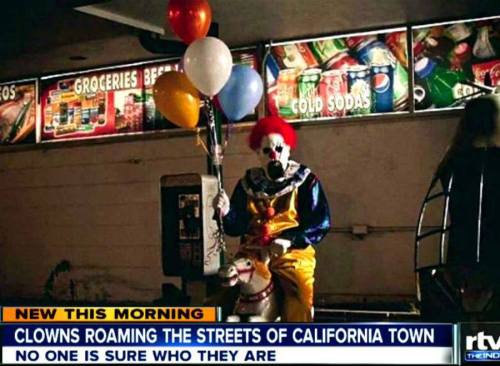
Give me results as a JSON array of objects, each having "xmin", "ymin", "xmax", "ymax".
[{"xmin": 248, "ymin": 116, "xmax": 297, "ymax": 150}]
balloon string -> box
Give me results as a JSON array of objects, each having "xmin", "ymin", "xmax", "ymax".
[
  {"xmin": 195, "ymin": 128, "xmax": 210, "ymax": 156},
  {"xmin": 203, "ymin": 97, "xmax": 227, "ymax": 264},
  {"xmin": 223, "ymin": 119, "xmax": 233, "ymax": 154},
  {"xmin": 206, "ymin": 99, "xmax": 223, "ymax": 189}
]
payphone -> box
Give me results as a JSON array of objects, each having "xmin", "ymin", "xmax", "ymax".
[{"xmin": 160, "ymin": 174, "xmax": 221, "ymax": 281}]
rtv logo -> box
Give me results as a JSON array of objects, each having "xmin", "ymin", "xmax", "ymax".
[{"xmin": 465, "ymin": 332, "xmax": 500, "ymax": 362}]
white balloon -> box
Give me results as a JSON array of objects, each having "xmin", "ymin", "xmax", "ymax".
[{"xmin": 183, "ymin": 37, "xmax": 233, "ymax": 97}]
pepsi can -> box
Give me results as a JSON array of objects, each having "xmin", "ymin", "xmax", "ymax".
[{"xmin": 371, "ymin": 64, "xmax": 394, "ymax": 113}]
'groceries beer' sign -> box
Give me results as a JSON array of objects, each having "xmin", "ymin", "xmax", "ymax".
[
  {"xmin": 265, "ymin": 28, "xmax": 409, "ymax": 120},
  {"xmin": 143, "ymin": 62, "xmax": 180, "ymax": 131},
  {"xmin": 41, "ymin": 67, "xmax": 144, "ymax": 141},
  {"xmin": 73, "ymin": 70, "xmax": 140, "ymax": 95}
]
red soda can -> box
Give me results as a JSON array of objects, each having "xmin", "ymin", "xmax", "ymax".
[
  {"xmin": 345, "ymin": 35, "xmax": 376, "ymax": 50},
  {"xmin": 267, "ymin": 84, "xmax": 280, "ymax": 116},
  {"xmin": 320, "ymin": 70, "xmax": 348, "ymax": 117},
  {"xmin": 326, "ymin": 52, "xmax": 359, "ymax": 70},
  {"xmin": 386, "ymin": 31, "xmax": 408, "ymax": 68}
]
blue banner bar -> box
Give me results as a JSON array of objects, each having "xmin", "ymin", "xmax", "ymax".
[{"xmin": 1, "ymin": 323, "xmax": 453, "ymax": 347}]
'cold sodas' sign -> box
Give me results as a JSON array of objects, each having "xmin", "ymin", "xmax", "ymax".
[{"xmin": 266, "ymin": 28, "xmax": 410, "ymax": 120}]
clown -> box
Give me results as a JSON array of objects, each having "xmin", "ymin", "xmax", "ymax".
[{"xmin": 215, "ymin": 116, "xmax": 331, "ymax": 322}]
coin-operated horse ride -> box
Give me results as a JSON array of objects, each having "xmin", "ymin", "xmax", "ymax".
[
  {"xmin": 218, "ymin": 247, "xmax": 280, "ymax": 322},
  {"xmin": 416, "ymin": 96, "xmax": 500, "ymax": 322},
  {"xmin": 214, "ymin": 116, "xmax": 331, "ymax": 322}
]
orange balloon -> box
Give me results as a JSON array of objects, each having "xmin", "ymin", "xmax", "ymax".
[{"xmin": 153, "ymin": 71, "xmax": 200, "ymax": 129}]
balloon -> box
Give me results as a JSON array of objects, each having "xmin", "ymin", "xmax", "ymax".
[
  {"xmin": 183, "ymin": 37, "xmax": 233, "ymax": 97},
  {"xmin": 167, "ymin": 0, "xmax": 212, "ymax": 45},
  {"xmin": 218, "ymin": 65, "xmax": 263, "ymax": 121},
  {"xmin": 153, "ymin": 71, "xmax": 200, "ymax": 129}
]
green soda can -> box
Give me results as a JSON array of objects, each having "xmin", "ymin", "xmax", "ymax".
[
  {"xmin": 309, "ymin": 39, "xmax": 348, "ymax": 66},
  {"xmin": 393, "ymin": 62, "xmax": 409, "ymax": 111},
  {"xmin": 347, "ymin": 65, "xmax": 372, "ymax": 115},
  {"xmin": 298, "ymin": 68, "xmax": 322, "ymax": 119}
]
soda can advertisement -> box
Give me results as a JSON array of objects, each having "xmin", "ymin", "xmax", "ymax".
[
  {"xmin": 347, "ymin": 65, "xmax": 372, "ymax": 115},
  {"xmin": 272, "ymin": 44, "xmax": 309, "ymax": 71},
  {"xmin": 296, "ymin": 42, "xmax": 319, "ymax": 68},
  {"xmin": 266, "ymin": 28, "xmax": 409, "ymax": 121},
  {"xmin": 310, "ymin": 39, "xmax": 349, "ymax": 66},
  {"xmin": 412, "ymin": 16, "xmax": 500, "ymax": 110},
  {"xmin": 371, "ymin": 64, "xmax": 394, "ymax": 113},
  {"xmin": 347, "ymin": 36, "xmax": 408, "ymax": 110},
  {"xmin": 0, "ymin": 80, "xmax": 38, "ymax": 145},
  {"xmin": 326, "ymin": 52, "xmax": 359, "ymax": 71},
  {"xmin": 297, "ymin": 68, "xmax": 322, "ymax": 119},
  {"xmin": 277, "ymin": 69, "xmax": 300, "ymax": 119},
  {"xmin": 320, "ymin": 70, "xmax": 348, "ymax": 117}
]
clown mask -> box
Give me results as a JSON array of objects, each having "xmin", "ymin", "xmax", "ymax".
[{"xmin": 257, "ymin": 133, "xmax": 291, "ymax": 181}]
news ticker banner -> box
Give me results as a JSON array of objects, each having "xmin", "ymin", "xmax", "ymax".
[
  {"xmin": 0, "ymin": 307, "xmax": 458, "ymax": 364},
  {"xmin": 1, "ymin": 323, "xmax": 455, "ymax": 365}
]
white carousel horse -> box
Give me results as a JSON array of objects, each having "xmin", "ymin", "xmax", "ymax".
[{"xmin": 218, "ymin": 249, "xmax": 280, "ymax": 322}]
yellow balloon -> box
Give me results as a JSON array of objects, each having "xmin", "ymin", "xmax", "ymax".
[{"xmin": 153, "ymin": 71, "xmax": 200, "ymax": 129}]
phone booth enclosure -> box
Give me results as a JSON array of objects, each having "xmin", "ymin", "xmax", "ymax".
[{"xmin": 161, "ymin": 174, "xmax": 220, "ymax": 280}]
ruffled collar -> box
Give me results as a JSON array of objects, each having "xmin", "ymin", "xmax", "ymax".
[{"xmin": 241, "ymin": 160, "xmax": 311, "ymax": 198}]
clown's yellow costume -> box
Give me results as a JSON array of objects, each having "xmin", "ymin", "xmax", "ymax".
[{"xmin": 220, "ymin": 116, "xmax": 331, "ymax": 322}]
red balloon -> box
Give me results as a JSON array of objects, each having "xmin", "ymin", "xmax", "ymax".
[{"xmin": 167, "ymin": 0, "xmax": 212, "ymax": 45}]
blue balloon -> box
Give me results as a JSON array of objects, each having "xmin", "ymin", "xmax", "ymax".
[{"xmin": 217, "ymin": 65, "xmax": 263, "ymax": 121}]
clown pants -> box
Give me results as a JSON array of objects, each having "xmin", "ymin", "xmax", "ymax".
[{"xmin": 270, "ymin": 245, "xmax": 316, "ymax": 322}]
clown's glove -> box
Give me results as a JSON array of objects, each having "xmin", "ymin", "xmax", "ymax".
[
  {"xmin": 213, "ymin": 189, "xmax": 230, "ymax": 217},
  {"xmin": 269, "ymin": 238, "xmax": 292, "ymax": 258}
]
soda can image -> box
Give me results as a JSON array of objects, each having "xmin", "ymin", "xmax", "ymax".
[
  {"xmin": 277, "ymin": 69, "xmax": 299, "ymax": 119},
  {"xmin": 393, "ymin": 62, "xmax": 409, "ymax": 111},
  {"xmin": 352, "ymin": 37, "xmax": 408, "ymax": 110},
  {"xmin": 371, "ymin": 64, "xmax": 394, "ymax": 113},
  {"xmin": 385, "ymin": 32, "xmax": 408, "ymax": 68},
  {"xmin": 319, "ymin": 69, "xmax": 348, "ymax": 117},
  {"xmin": 326, "ymin": 52, "xmax": 358, "ymax": 71},
  {"xmin": 347, "ymin": 65, "xmax": 371, "ymax": 115},
  {"xmin": 267, "ymin": 84, "xmax": 280, "ymax": 116},
  {"xmin": 296, "ymin": 43, "xmax": 319, "ymax": 68},
  {"xmin": 298, "ymin": 68, "xmax": 322, "ymax": 119},
  {"xmin": 309, "ymin": 39, "xmax": 348, "ymax": 66},
  {"xmin": 356, "ymin": 40, "xmax": 396, "ymax": 67},
  {"xmin": 273, "ymin": 44, "xmax": 308, "ymax": 71},
  {"xmin": 81, "ymin": 108, "xmax": 90, "ymax": 125}
]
